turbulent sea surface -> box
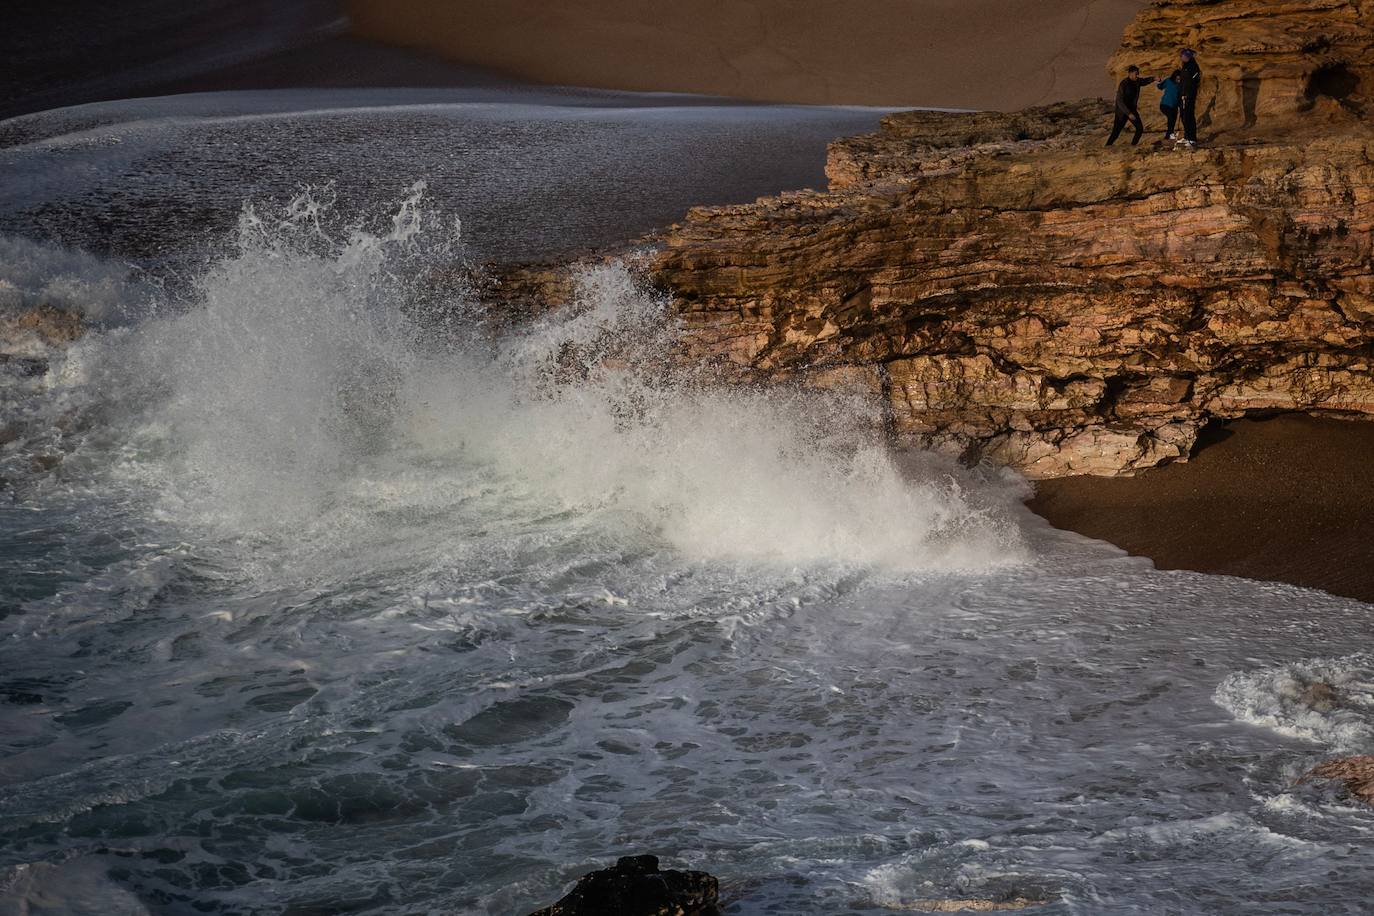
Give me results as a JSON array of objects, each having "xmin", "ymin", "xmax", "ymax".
[{"xmin": 3, "ymin": 89, "xmax": 1374, "ymax": 916}]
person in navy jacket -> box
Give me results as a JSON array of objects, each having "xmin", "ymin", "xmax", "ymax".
[{"xmin": 1177, "ymin": 48, "xmax": 1203, "ymax": 146}]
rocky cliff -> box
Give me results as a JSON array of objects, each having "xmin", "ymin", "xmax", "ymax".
[
  {"xmin": 644, "ymin": 0, "xmax": 1374, "ymax": 478},
  {"xmin": 1110, "ymin": 0, "xmax": 1374, "ymax": 126}
]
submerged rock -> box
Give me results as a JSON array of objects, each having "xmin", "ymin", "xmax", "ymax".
[
  {"xmin": 1299, "ymin": 681, "xmax": 1341, "ymax": 713},
  {"xmin": 0, "ymin": 303, "xmax": 85, "ymax": 348},
  {"xmin": 0, "ymin": 303, "xmax": 85, "ymax": 380},
  {"xmin": 527, "ymin": 855, "xmax": 720, "ymax": 916},
  {"xmin": 1298, "ymin": 755, "xmax": 1374, "ymax": 806},
  {"xmin": 0, "ymin": 353, "xmax": 50, "ymax": 378}
]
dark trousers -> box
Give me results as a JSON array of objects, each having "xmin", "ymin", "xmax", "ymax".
[
  {"xmin": 1180, "ymin": 96, "xmax": 1198, "ymax": 141},
  {"xmin": 1107, "ymin": 108, "xmax": 1143, "ymax": 146},
  {"xmin": 1161, "ymin": 104, "xmax": 1178, "ymax": 136}
]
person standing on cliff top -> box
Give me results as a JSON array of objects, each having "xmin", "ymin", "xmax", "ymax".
[
  {"xmin": 1158, "ymin": 70, "xmax": 1183, "ymax": 140},
  {"xmin": 1177, "ymin": 48, "xmax": 1202, "ymax": 147},
  {"xmin": 1107, "ymin": 65, "xmax": 1154, "ymax": 146}
]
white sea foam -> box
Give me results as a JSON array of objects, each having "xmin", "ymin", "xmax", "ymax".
[
  {"xmin": 0, "ymin": 858, "xmax": 152, "ymax": 916},
  {"xmin": 1214, "ymin": 653, "xmax": 1374, "ymax": 752},
  {"xmin": 84, "ymin": 186, "xmax": 1023, "ymax": 574},
  {"xmin": 0, "ymin": 234, "xmax": 153, "ymax": 320},
  {"xmin": 11, "ymin": 184, "xmax": 1374, "ymax": 916}
]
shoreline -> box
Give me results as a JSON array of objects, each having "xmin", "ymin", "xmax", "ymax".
[{"xmin": 1028, "ymin": 414, "xmax": 1374, "ymax": 605}]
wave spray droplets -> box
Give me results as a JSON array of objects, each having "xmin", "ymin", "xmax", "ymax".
[
  {"xmin": 94, "ymin": 185, "xmax": 1024, "ymax": 574},
  {"xmin": 7, "ymin": 187, "xmax": 1374, "ymax": 915}
]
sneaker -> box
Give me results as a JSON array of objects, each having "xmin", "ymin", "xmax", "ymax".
[{"xmin": 1164, "ymin": 132, "xmax": 1175, "ymax": 140}]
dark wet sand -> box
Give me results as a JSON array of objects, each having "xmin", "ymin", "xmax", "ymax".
[
  {"xmin": 141, "ymin": 36, "xmax": 516, "ymax": 97},
  {"xmin": 3, "ymin": 24, "xmax": 511, "ymax": 121},
  {"xmin": 347, "ymin": 0, "xmax": 1149, "ymax": 111},
  {"xmin": 1029, "ymin": 415, "xmax": 1374, "ymax": 604}
]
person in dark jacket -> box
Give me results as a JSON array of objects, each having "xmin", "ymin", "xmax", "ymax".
[
  {"xmin": 1177, "ymin": 48, "xmax": 1202, "ymax": 146},
  {"xmin": 1107, "ymin": 65, "xmax": 1155, "ymax": 146},
  {"xmin": 1158, "ymin": 69, "xmax": 1183, "ymax": 139}
]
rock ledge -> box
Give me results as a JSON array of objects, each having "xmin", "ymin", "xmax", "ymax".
[{"xmin": 643, "ymin": 0, "xmax": 1374, "ymax": 478}]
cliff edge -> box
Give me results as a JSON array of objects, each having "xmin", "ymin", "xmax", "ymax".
[{"xmin": 648, "ymin": 0, "xmax": 1374, "ymax": 478}]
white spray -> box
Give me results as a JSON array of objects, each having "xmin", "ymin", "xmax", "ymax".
[{"xmin": 68, "ymin": 185, "xmax": 1025, "ymax": 574}]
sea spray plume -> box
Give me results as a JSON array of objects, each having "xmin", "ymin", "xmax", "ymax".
[
  {"xmin": 498, "ymin": 259, "xmax": 679, "ymax": 437},
  {"xmin": 235, "ymin": 181, "xmax": 339, "ymax": 255},
  {"xmin": 233, "ymin": 180, "xmax": 474, "ymax": 329},
  {"xmin": 95, "ymin": 185, "xmax": 1023, "ymax": 573},
  {"xmin": 411, "ymin": 260, "xmax": 1028, "ymax": 571},
  {"xmin": 0, "ymin": 233, "xmax": 157, "ymax": 323},
  {"xmin": 114, "ymin": 183, "xmax": 471, "ymax": 531}
]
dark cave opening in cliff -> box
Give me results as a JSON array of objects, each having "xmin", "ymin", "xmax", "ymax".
[{"xmin": 1305, "ymin": 63, "xmax": 1360, "ymax": 102}]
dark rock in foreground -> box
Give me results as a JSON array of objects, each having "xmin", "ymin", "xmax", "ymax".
[{"xmin": 528, "ymin": 855, "xmax": 720, "ymax": 916}]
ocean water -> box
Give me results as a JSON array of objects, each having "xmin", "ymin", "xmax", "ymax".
[
  {"xmin": 4, "ymin": 92, "xmax": 1374, "ymax": 916},
  {"xmin": 0, "ymin": 87, "xmax": 889, "ymax": 265}
]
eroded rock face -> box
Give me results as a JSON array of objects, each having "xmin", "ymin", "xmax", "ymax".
[
  {"xmin": 0, "ymin": 304, "xmax": 85, "ymax": 379},
  {"xmin": 0, "ymin": 303, "xmax": 84, "ymax": 350},
  {"xmin": 1298, "ymin": 755, "xmax": 1374, "ymax": 806},
  {"xmin": 646, "ymin": 0, "xmax": 1374, "ymax": 478},
  {"xmin": 1110, "ymin": 0, "xmax": 1374, "ymax": 127},
  {"xmin": 826, "ymin": 100, "xmax": 1111, "ymax": 191},
  {"xmin": 527, "ymin": 855, "xmax": 720, "ymax": 916}
]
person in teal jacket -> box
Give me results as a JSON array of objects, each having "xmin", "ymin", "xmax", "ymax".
[{"xmin": 1158, "ymin": 70, "xmax": 1183, "ymax": 140}]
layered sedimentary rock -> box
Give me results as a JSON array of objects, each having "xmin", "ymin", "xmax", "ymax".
[
  {"xmin": 1300, "ymin": 756, "xmax": 1374, "ymax": 806},
  {"xmin": 824, "ymin": 100, "xmax": 1114, "ymax": 191},
  {"xmin": 1110, "ymin": 0, "xmax": 1374, "ymax": 127},
  {"xmin": 645, "ymin": 1, "xmax": 1374, "ymax": 478}
]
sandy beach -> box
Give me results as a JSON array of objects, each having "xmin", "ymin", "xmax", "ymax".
[
  {"xmin": 346, "ymin": 0, "xmax": 1149, "ymax": 110},
  {"xmin": 1030, "ymin": 415, "xmax": 1374, "ymax": 603}
]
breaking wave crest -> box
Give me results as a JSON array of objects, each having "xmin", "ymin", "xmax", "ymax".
[{"xmin": 64, "ymin": 184, "xmax": 1025, "ymax": 575}]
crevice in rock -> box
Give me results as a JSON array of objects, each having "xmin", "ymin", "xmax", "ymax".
[
  {"xmin": 1306, "ymin": 62, "xmax": 1361, "ymax": 102},
  {"xmin": 1189, "ymin": 416, "xmax": 1236, "ymax": 457}
]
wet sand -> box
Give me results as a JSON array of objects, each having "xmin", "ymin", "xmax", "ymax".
[
  {"xmin": 1029, "ymin": 415, "xmax": 1374, "ymax": 604},
  {"xmin": 346, "ymin": 0, "xmax": 1149, "ymax": 111},
  {"xmin": 137, "ymin": 36, "xmax": 516, "ymax": 98},
  {"xmin": 2, "ymin": 8, "xmax": 514, "ymax": 121}
]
